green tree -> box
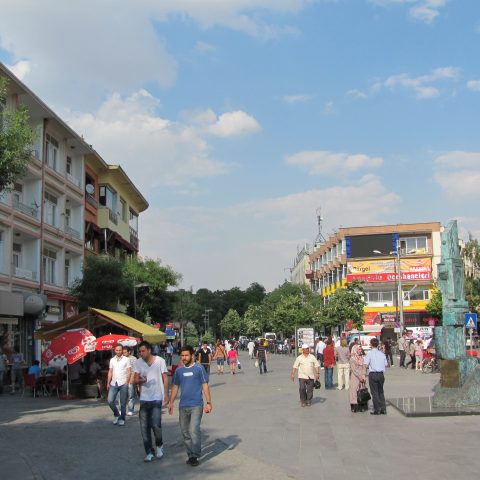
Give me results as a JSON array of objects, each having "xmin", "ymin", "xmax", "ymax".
[
  {"xmin": 465, "ymin": 277, "xmax": 480, "ymax": 313},
  {"xmin": 70, "ymin": 255, "xmax": 128, "ymax": 311},
  {"xmin": 426, "ymin": 288, "xmax": 443, "ymax": 320},
  {"xmin": 0, "ymin": 77, "xmax": 37, "ymax": 192},
  {"xmin": 323, "ymin": 281, "xmax": 366, "ymax": 329},
  {"xmin": 220, "ymin": 309, "xmax": 245, "ymax": 338},
  {"xmin": 184, "ymin": 322, "xmax": 200, "ymax": 347},
  {"xmin": 123, "ymin": 256, "xmax": 181, "ymax": 322}
]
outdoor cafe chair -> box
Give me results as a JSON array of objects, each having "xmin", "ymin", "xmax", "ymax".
[
  {"xmin": 43, "ymin": 373, "xmax": 62, "ymax": 398},
  {"xmin": 22, "ymin": 373, "xmax": 41, "ymax": 398}
]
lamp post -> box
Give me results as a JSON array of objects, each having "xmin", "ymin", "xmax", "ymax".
[
  {"xmin": 133, "ymin": 282, "xmax": 150, "ymax": 319},
  {"xmin": 373, "ymin": 240, "xmax": 404, "ymax": 334},
  {"xmin": 202, "ymin": 308, "xmax": 213, "ymax": 337}
]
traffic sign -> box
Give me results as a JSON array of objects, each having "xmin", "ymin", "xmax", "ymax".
[{"xmin": 465, "ymin": 313, "xmax": 477, "ymax": 329}]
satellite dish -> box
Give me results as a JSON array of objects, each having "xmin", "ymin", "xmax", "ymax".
[{"xmin": 85, "ymin": 184, "xmax": 94, "ymax": 194}]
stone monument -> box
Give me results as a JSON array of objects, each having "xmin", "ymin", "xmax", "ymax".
[{"xmin": 433, "ymin": 220, "xmax": 480, "ymax": 407}]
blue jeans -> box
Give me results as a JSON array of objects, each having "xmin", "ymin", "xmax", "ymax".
[
  {"xmin": 108, "ymin": 383, "xmax": 128, "ymax": 420},
  {"xmin": 324, "ymin": 367, "xmax": 334, "ymax": 388},
  {"xmin": 258, "ymin": 358, "xmax": 267, "ymax": 374},
  {"xmin": 139, "ymin": 401, "xmax": 163, "ymax": 454},
  {"xmin": 127, "ymin": 384, "xmax": 135, "ymax": 414},
  {"xmin": 179, "ymin": 406, "xmax": 203, "ymax": 458}
]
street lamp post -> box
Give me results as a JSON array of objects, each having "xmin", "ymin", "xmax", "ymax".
[
  {"xmin": 202, "ymin": 308, "xmax": 213, "ymax": 337},
  {"xmin": 133, "ymin": 282, "xmax": 150, "ymax": 319}
]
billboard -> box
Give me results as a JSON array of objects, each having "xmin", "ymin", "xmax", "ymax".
[
  {"xmin": 346, "ymin": 234, "xmax": 397, "ymax": 259},
  {"xmin": 346, "ymin": 258, "xmax": 432, "ymax": 283}
]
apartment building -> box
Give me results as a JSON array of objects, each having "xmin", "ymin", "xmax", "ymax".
[
  {"xmin": 290, "ymin": 244, "xmax": 312, "ymax": 286},
  {"xmin": 307, "ymin": 222, "xmax": 442, "ymax": 337},
  {"xmin": 84, "ymin": 155, "xmax": 148, "ymax": 258}
]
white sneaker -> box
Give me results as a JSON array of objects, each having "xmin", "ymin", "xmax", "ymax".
[
  {"xmin": 155, "ymin": 446, "xmax": 164, "ymax": 459},
  {"xmin": 144, "ymin": 453, "xmax": 155, "ymax": 462},
  {"xmin": 113, "ymin": 417, "xmax": 119, "ymax": 425},
  {"xmin": 127, "ymin": 412, "xmax": 133, "ymax": 416},
  {"xmin": 118, "ymin": 419, "xmax": 125, "ymax": 426}
]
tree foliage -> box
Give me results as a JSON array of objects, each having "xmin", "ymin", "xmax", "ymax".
[
  {"xmin": 0, "ymin": 77, "xmax": 37, "ymax": 192},
  {"xmin": 426, "ymin": 287, "xmax": 442, "ymax": 320},
  {"xmin": 323, "ymin": 281, "xmax": 366, "ymax": 330},
  {"xmin": 220, "ymin": 309, "xmax": 244, "ymax": 337}
]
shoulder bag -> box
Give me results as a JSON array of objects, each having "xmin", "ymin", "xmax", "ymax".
[{"xmin": 357, "ymin": 380, "xmax": 371, "ymax": 403}]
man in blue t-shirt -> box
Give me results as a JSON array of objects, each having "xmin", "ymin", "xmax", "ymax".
[{"xmin": 168, "ymin": 345, "xmax": 212, "ymax": 467}]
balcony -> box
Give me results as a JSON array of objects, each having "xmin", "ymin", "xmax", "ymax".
[
  {"xmin": 108, "ymin": 209, "xmax": 118, "ymax": 225},
  {"xmin": 13, "ymin": 198, "xmax": 39, "ymax": 219},
  {"xmin": 13, "ymin": 266, "xmax": 37, "ymax": 281},
  {"xmin": 65, "ymin": 225, "xmax": 82, "ymax": 240},
  {"xmin": 86, "ymin": 194, "xmax": 99, "ymax": 209},
  {"xmin": 66, "ymin": 173, "xmax": 81, "ymax": 188}
]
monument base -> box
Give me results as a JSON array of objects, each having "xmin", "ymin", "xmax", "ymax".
[
  {"xmin": 388, "ymin": 396, "xmax": 480, "ymax": 417},
  {"xmin": 433, "ymin": 363, "xmax": 480, "ymax": 408}
]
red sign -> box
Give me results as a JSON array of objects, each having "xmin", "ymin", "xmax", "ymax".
[{"xmin": 347, "ymin": 271, "xmax": 432, "ymax": 283}]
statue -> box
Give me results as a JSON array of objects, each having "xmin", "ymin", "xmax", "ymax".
[{"xmin": 433, "ymin": 220, "xmax": 480, "ymax": 407}]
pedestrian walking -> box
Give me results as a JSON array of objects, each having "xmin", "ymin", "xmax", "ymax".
[
  {"xmin": 315, "ymin": 337, "xmax": 326, "ymax": 368},
  {"xmin": 107, "ymin": 345, "xmax": 132, "ymax": 426},
  {"xmin": 168, "ymin": 346, "xmax": 212, "ymax": 467},
  {"xmin": 166, "ymin": 342, "xmax": 174, "ymax": 367},
  {"xmin": 9, "ymin": 347, "xmax": 24, "ymax": 394},
  {"xmin": 212, "ymin": 341, "xmax": 227, "ymax": 375},
  {"xmin": 123, "ymin": 346, "xmax": 137, "ymax": 416},
  {"xmin": 364, "ymin": 338, "xmax": 387, "ymax": 415},
  {"xmin": 398, "ymin": 333, "xmax": 406, "ymax": 368},
  {"xmin": 256, "ymin": 340, "xmax": 268, "ymax": 374},
  {"xmin": 323, "ymin": 339, "xmax": 335, "ymax": 388},
  {"xmin": 405, "ymin": 339, "xmax": 416, "ymax": 370},
  {"xmin": 415, "ymin": 339, "xmax": 424, "ymax": 371},
  {"xmin": 133, "ymin": 341, "xmax": 169, "ymax": 462},
  {"xmin": 227, "ymin": 347, "xmax": 238, "ymax": 374},
  {"xmin": 384, "ymin": 337, "xmax": 394, "ymax": 366},
  {"xmin": 195, "ymin": 341, "xmax": 212, "ymax": 375},
  {"xmin": 290, "ymin": 344, "xmax": 320, "ymax": 407},
  {"xmin": 349, "ymin": 344, "xmax": 367, "ymax": 412},
  {"xmin": 335, "ymin": 338, "xmax": 350, "ymax": 390},
  {"xmin": 0, "ymin": 348, "xmax": 7, "ymax": 394},
  {"xmin": 247, "ymin": 340, "xmax": 255, "ymax": 359}
]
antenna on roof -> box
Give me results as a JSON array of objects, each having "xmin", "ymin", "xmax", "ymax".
[{"xmin": 314, "ymin": 207, "xmax": 326, "ymax": 247}]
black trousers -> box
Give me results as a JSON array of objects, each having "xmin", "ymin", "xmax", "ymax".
[
  {"xmin": 369, "ymin": 372, "xmax": 386, "ymax": 413},
  {"xmin": 299, "ymin": 378, "xmax": 314, "ymax": 403},
  {"xmin": 399, "ymin": 350, "xmax": 406, "ymax": 367}
]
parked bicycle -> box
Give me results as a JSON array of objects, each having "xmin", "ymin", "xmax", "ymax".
[{"xmin": 422, "ymin": 355, "xmax": 439, "ymax": 374}]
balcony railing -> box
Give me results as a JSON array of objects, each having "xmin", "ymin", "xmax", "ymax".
[
  {"xmin": 108, "ymin": 209, "xmax": 118, "ymax": 225},
  {"xmin": 13, "ymin": 266, "xmax": 37, "ymax": 281},
  {"xmin": 86, "ymin": 194, "xmax": 99, "ymax": 209},
  {"xmin": 66, "ymin": 173, "xmax": 81, "ymax": 188},
  {"xmin": 13, "ymin": 199, "xmax": 39, "ymax": 219},
  {"xmin": 130, "ymin": 234, "xmax": 139, "ymax": 250},
  {"xmin": 65, "ymin": 225, "xmax": 82, "ymax": 240}
]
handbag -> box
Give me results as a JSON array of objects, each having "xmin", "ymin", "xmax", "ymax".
[
  {"xmin": 254, "ymin": 360, "xmax": 259, "ymax": 368},
  {"xmin": 237, "ymin": 361, "xmax": 241, "ymax": 370},
  {"xmin": 314, "ymin": 379, "xmax": 321, "ymax": 389},
  {"xmin": 357, "ymin": 380, "xmax": 371, "ymax": 403}
]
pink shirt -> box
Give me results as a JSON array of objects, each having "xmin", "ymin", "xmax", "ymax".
[{"xmin": 227, "ymin": 349, "xmax": 237, "ymax": 360}]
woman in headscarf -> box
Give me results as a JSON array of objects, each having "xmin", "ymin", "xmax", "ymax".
[{"xmin": 349, "ymin": 344, "xmax": 367, "ymax": 412}]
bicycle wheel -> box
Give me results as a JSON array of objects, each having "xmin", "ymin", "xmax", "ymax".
[{"xmin": 422, "ymin": 361, "xmax": 433, "ymax": 374}]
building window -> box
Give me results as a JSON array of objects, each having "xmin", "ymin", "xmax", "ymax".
[
  {"xmin": 12, "ymin": 242, "xmax": 22, "ymax": 268},
  {"xmin": 120, "ymin": 198, "xmax": 127, "ymax": 222},
  {"xmin": 43, "ymin": 248, "xmax": 57, "ymax": 285},
  {"xmin": 99, "ymin": 185, "xmax": 117, "ymax": 211},
  {"xmin": 45, "ymin": 133, "xmax": 59, "ymax": 171},
  {"xmin": 129, "ymin": 209, "xmax": 138, "ymax": 232},
  {"xmin": 64, "ymin": 258, "xmax": 70, "ymax": 287},
  {"xmin": 407, "ymin": 289, "xmax": 430, "ymax": 301},
  {"xmin": 44, "ymin": 191, "xmax": 58, "ymax": 227},
  {"xmin": 66, "ymin": 156, "xmax": 72, "ymax": 175},
  {"xmin": 400, "ymin": 236, "xmax": 428, "ymax": 255}
]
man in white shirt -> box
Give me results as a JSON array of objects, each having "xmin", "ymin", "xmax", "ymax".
[
  {"xmin": 134, "ymin": 341, "xmax": 169, "ymax": 462},
  {"xmin": 291, "ymin": 344, "xmax": 320, "ymax": 407},
  {"xmin": 107, "ymin": 345, "xmax": 131, "ymax": 426},
  {"xmin": 315, "ymin": 338, "xmax": 326, "ymax": 369},
  {"xmin": 123, "ymin": 346, "xmax": 137, "ymax": 416}
]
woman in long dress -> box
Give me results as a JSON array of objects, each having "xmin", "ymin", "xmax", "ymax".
[{"xmin": 349, "ymin": 344, "xmax": 366, "ymax": 412}]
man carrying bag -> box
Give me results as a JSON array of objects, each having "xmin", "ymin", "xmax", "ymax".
[{"xmin": 290, "ymin": 344, "xmax": 320, "ymax": 407}]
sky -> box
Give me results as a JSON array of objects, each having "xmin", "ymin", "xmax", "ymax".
[{"xmin": 1, "ymin": 0, "xmax": 480, "ymax": 292}]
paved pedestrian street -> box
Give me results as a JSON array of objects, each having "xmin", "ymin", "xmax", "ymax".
[{"xmin": 2, "ymin": 352, "xmax": 480, "ymax": 480}]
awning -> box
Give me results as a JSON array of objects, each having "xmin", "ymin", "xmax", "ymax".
[{"xmin": 34, "ymin": 307, "xmax": 165, "ymax": 344}]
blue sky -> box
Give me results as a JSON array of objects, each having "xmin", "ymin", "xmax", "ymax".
[{"xmin": 1, "ymin": 0, "xmax": 479, "ymax": 291}]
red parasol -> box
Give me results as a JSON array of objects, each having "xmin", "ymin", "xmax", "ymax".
[
  {"xmin": 42, "ymin": 328, "xmax": 97, "ymax": 365},
  {"xmin": 95, "ymin": 334, "xmax": 140, "ymax": 351}
]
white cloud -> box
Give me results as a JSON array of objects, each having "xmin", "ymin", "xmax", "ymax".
[
  {"xmin": 193, "ymin": 41, "xmax": 217, "ymax": 54},
  {"xmin": 282, "ymin": 93, "xmax": 315, "ymax": 104},
  {"xmin": 286, "ymin": 150, "xmax": 383, "ymax": 176},
  {"xmin": 323, "ymin": 101, "xmax": 335, "ymax": 115},
  {"xmin": 140, "ymin": 175, "xmax": 400, "ymax": 290},
  {"xmin": 433, "ymin": 151, "xmax": 480, "ymax": 199},
  {"xmin": 467, "ymin": 80, "xmax": 480, "ymax": 92},
  {"xmin": 6, "ymin": 60, "xmax": 31, "ymax": 80},
  {"xmin": 370, "ymin": 66, "xmax": 460, "ymax": 99},
  {"xmin": 346, "ymin": 89, "xmax": 367, "ymax": 99},
  {"xmin": 206, "ymin": 110, "xmax": 261, "ymax": 137},
  {"xmin": 66, "ymin": 90, "xmax": 242, "ymax": 191},
  {"xmin": 370, "ymin": 0, "xmax": 447, "ymax": 24}
]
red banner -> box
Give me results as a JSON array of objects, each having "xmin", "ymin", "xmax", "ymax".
[{"xmin": 346, "ymin": 271, "xmax": 432, "ymax": 283}]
